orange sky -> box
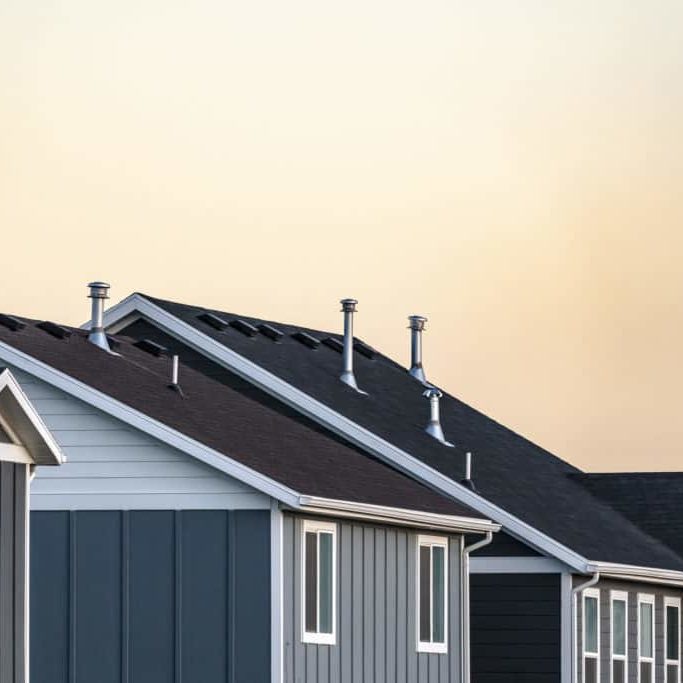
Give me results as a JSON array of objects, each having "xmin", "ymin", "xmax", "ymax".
[{"xmin": 1, "ymin": 1, "xmax": 682, "ymax": 472}]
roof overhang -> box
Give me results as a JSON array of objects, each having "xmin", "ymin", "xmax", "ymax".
[
  {"xmin": 0, "ymin": 368, "xmax": 64, "ymax": 466},
  {"xmin": 97, "ymin": 293, "xmax": 591, "ymax": 571},
  {"xmin": 296, "ymin": 496, "xmax": 501, "ymax": 535},
  {"xmin": 586, "ymin": 561, "xmax": 683, "ymax": 588}
]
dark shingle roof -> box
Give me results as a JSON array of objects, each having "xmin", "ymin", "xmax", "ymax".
[
  {"xmin": 0, "ymin": 317, "xmax": 482, "ymax": 519},
  {"xmin": 137, "ymin": 294, "xmax": 683, "ymax": 571},
  {"xmin": 574, "ymin": 473, "xmax": 683, "ymax": 561}
]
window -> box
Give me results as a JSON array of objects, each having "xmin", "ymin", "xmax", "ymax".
[
  {"xmin": 417, "ymin": 535, "xmax": 448, "ymax": 653},
  {"xmin": 583, "ymin": 588, "xmax": 600, "ymax": 683},
  {"xmin": 665, "ymin": 597, "xmax": 681, "ymax": 683},
  {"xmin": 638, "ymin": 594, "xmax": 655, "ymax": 683},
  {"xmin": 611, "ymin": 591, "xmax": 628, "ymax": 683},
  {"xmin": 302, "ymin": 520, "xmax": 336, "ymax": 644}
]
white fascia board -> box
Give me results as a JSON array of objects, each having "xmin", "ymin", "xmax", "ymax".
[
  {"xmin": 0, "ymin": 368, "xmax": 64, "ymax": 465},
  {"xmin": 588, "ymin": 561, "xmax": 683, "ymax": 588},
  {"xmin": 470, "ymin": 556, "xmax": 570, "ymax": 574},
  {"xmin": 101, "ymin": 294, "xmax": 590, "ymax": 572},
  {"xmin": 297, "ymin": 495, "xmax": 501, "ymax": 534},
  {"xmin": 0, "ymin": 341, "xmax": 300, "ymax": 508},
  {"xmin": 0, "ymin": 443, "xmax": 33, "ymax": 464}
]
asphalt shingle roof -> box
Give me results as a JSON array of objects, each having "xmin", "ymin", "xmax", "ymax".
[{"xmin": 136, "ymin": 294, "xmax": 683, "ymax": 571}]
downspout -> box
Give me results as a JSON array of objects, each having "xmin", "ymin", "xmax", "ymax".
[
  {"xmin": 571, "ymin": 571, "xmax": 600, "ymax": 683},
  {"xmin": 29, "ymin": 464, "xmax": 37, "ymax": 481},
  {"xmin": 462, "ymin": 531, "xmax": 493, "ymax": 683}
]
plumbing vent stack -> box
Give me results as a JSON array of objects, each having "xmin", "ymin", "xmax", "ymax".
[
  {"xmin": 462, "ymin": 451, "xmax": 476, "ymax": 491},
  {"xmin": 87, "ymin": 282, "xmax": 111, "ymax": 352},
  {"xmin": 171, "ymin": 355, "xmax": 179, "ymax": 386},
  {"xmin": 408, "ymin": 315, "xmax": 427, "ymax": 383},
  {"xmin": 423, "ymin": 387, "xmax": 453, "ymax": 446},
  {"xmin": 339, "ymin": 298, "xmax": 363, "ymax": 392}
]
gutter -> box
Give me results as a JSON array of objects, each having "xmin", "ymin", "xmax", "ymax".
[
  {"xmin": 461, "ymin": 531, "xmax": 494, "ymax": 683},
  {"xmin": 588, "ymin": 561, "xmax": 683, "ymax": 587},
  {"xmin": 297, "ymin": 496, "xmax": 501, "ymax": 534},
  {"xmin": 571, "ymin": 572, "xmax": 600, "ymax": 683}
]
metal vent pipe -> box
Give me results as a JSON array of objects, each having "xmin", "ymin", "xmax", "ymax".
[
  {"xmin": 340, "ymin": 298, "xmax": 362, "ymax": 392},
  {"xmin": 408, "ymin": 315, "xmax": 428, "ymax": 382},
  {"xmin": 87, "ymin": 282, "xmax": 111, "ymax": 352},
  {"xmin": 423, "ymin": 387, "xmax": 452, "ymax": 446}
]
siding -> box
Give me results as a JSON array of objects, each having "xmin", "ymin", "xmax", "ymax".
[
  {"xmin": 574, "ymin": 577, "xmax": 683, "ymax": 683},
  {"xmin": 283, "ymin": 514, "xmax": 463, "ymax": 683},
  {"xmin": 470, "ymin": 573, "xmax": 561, "ymax": 683},
  {"xmin": 4, "ymin": 365, "xmax": 269, "ymax": 510},
  {"xmin": 30, "ymin": 509, "xmax": 270, "ymax": 683},
  {"xmin": 0, "ymin": 461, "xmax": 27, "ymax": 683}
]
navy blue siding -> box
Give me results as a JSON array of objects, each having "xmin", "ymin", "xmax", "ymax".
[{"xmin": 31, "ymin": 509, "xmax": 270, "ymax": 683}]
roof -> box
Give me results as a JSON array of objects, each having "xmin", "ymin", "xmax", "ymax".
[
  {"xmin": 574, "ymin": 473, "xmax": 683, "ymax": 562},
  {"xmin": 0, "ymin": 367, "xmax": 64, "ymax": 466},
  {"xmin": 0, "ymin": 317, "xmax": 484, "ymax": 521},
  {"xmin": 121, "ymin": 293, "xmax": 683, "ymax": 571}
]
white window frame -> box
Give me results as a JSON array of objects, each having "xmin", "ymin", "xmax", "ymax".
[
  {"xmin": 416, "ymin": 534, "xmax": 449, "ymax": 654},
  {"xmin": 610, "ymin": 590, "xmax": 628, "ymax": 683},
  {"xmin": 583, "ymin": 588, "xmax": 600, "ymax": 683},
  {"xmin": 638, "ymin": 593, "xmax": 655, "ymax": 683},
  {"xmin": 665, "ymin": 596, "xmax": 681, "ymax": 683},
  {"xmin": 301, "ymin": 520, "xmax": 337, "ymax": 645}
]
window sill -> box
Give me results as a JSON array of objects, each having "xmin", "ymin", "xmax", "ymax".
[
  {"xmin": 417, "ymin": 642, "xmax": 448, "ymax": 654},
  {"xmin": 302, "ymin": 632, "xmax": 336, "ymax": 646}
]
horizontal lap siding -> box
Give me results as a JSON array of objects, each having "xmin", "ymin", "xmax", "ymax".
[
  {"xmin": 0, "ymin": 461, "xmax": 27, "ymax": 683},
  {"xmin": 283, "ymin": 514, "xmax": 462, "ymax": 683},
  {"xmin": 30, "ymin": 509, "xmax": 270, "ymax": 683},
  {"xmin": 4, "ymin": 365, "xmax": 269, "ymax": 510},
  {"xmin": 574, "ymin": 577, "xmax": 683, "ymax": 683},
  {"xmin": 470, "ymin": 573, "xmax": 561, "ymax": 683}
]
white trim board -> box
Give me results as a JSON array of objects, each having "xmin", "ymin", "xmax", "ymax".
[
  {"xmin": 99, "ymin": 294, "xmax": 591, "ymax": 572},
  {"xmin": 469, "ymin": 556, "xmax": 570, "ymax": 574}
]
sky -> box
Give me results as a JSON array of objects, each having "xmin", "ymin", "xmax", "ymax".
[{"xmin": 1, "ymin": 1, "xmax": 682, "ymax": 472}]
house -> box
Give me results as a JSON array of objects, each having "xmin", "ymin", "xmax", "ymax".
[
  {"xmin": 0, "ymin": 285, "xmax": 497, "ymax": 683},
  {"xmin": 0, "ymin": 364, "xmax": 63, "ymax": 683},
  {"xmin": 95, "ymin": 288, "xmax": 683, "ymax": 683}
]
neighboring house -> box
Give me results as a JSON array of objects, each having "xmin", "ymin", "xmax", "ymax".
[
  {"xmin": 0, "ymin": 366, "xmax": 63, "ymax": 683},
  {"xmin": 96, "ymin": 289, "xmax": 683, "ymax": 683},
  {"xmin": 0, "ymin": 295, "xmax": 497, "ymax": 683}
]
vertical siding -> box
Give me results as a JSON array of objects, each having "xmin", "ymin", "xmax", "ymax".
[
  {"xmin": 30, "ymin": 509, "xmax": 270, "ymax": 683},
  {"xmin": 283, "ymin": 514, "xmax": 462, "ymax": 683},
  {"xmin": 470, "ymin": 573, "xmax": 561, "ymax": 683},
  {"xmin": 574, "ymin": 577, "xmax": 683, "ymax": 683},
  {"xmin": 0, "ymin": 461, "xmax": 27, "ymax": 683}
]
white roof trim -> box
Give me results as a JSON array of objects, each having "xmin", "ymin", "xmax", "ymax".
[
  {"xmin": 100, "ymin": 293, "xmax": 591, "ymax": 572},
  {"xmin": 297, "ymin": 496, "xmax": 501, "ymax": 534},
  {"xmin": 0, "ymin": 368, "xmax": 63, "ymax": 465},
  {"xmin": 588, "ymin": 561, "xmax": 683, "ymax": 588}
]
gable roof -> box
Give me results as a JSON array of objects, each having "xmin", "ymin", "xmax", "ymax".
[
  {"xmin": 0, "ymin": 316, "xmax": 493, "ymax": 531},
  {"xmin": 574, "ymin": 473, "xmax": 683, "ymax": 562},
  {"xmin": 101, "ymin": 293, "xmax": 683, "ymax": 573},
  {"xmin": 0, "ymin": 368, "xmax": 64, "ymax": 466}
]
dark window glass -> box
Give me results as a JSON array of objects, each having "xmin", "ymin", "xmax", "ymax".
[
  {"xmin": 613, "ymin": 600, "xmax": 626, "ymax": 656},
  {"xmin": 667, "ymin": 664, "xmax": 680, "ymax": 683},
  {"xmin": 305, "ymin": 532, "xmax": 318, "ymax": 633},
  {"xmin": 584, "ymin": 657, "xmax": 598, "ymax": 683},
  {"xmin": 640, "ymin": 661, "xmax": 652, "ymax": 683},
  {"xmin": 318, "ymin": 532, "xmax": 333, "ymax": 634},
  {"xmin": 432, "ymin": 546, "xmax": 445, "ymax": 643},
  {"xmin": 419, "ymin": 546, "xmax": 431, "ymax": 642},
  {"xmin": 640, "ymin": 603, "xmax": 653, "ymax": 658},
  {"xmin": 667, "ymin": 605, "xmax": 680, "ymax": 660},
  {"xmin": 585, "ymin": 596, "xmax": 598, "ymax": 653},
  {"xmin": 612, "ymin": 659, "xmax": 625, "ymax": 683}
]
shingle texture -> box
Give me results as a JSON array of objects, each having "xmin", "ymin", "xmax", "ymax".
[
  {"xmin": 0, "ymin": 318, "xmax": 480, "ymax": 518},
  {"xmin": 138, "ymin": 294, "xmax": 683, "ymax": 571}
]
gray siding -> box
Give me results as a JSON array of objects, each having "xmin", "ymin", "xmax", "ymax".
[
  {"xmin": 575, "ymin": 577, "xmax": 683, "ymax": 683},
  {"xmin": 30, "ymin": 509, "xmax": 270, "ymax": 683},
  {"xmin": 5, "ymin": 365, "xmax": 269, "ymax": 510},
  {"xmin": 283, "ymin": 514, "xmax": 463, "ymax": 683},
  {"xmin": 0, "ymin": 461, "xmax": 27, "ymax": 683}
]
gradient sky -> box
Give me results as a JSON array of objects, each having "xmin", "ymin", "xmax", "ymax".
[{"xmin": 1, "ymin": 1, "xmax": 682, "ymax": 472}]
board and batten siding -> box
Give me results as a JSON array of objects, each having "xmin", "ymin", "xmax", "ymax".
[
  {"xmin": 574, "ymin": 577, "xmax": 683, "ymax": 683},
  {"xmin": 4, "ymin": 365, "xmax": 269, "ymax": 510},
  {"xmin": 0, "ymin": 460, "xmax": 28, "ymax": 683},
  {"xmin": 282, "ymin": 513, "xmax": 463, "ymax": 683},
  {"xmin": 31, "ymin": 509, "xmax": 270, "ymax": 683}
]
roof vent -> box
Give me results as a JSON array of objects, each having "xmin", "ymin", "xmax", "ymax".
[
  {"xmin": 133, "ymin": 339, "xmax": 168, "ymax": 357},
  {"xmin": 167, "ymin": 354, "xmax": 184, "ymax": 396},
  {"xmin": 37, "ymin": 321, "xmax": 72, "ymax": 340},
  {"xmin": 0, "ymin": 314, "xmax": 26, "ymax": 332},
  {"xmin": 229, "ymin": 319, "xmax": 259, "ymax": 337},
  {"xmin": 462, "ymin": 452, "xmax": 476, "ymax": 491},
  {"xmin": 197, "ymin": 312, "xmax": 229, "ymax": 331},
  {"xmin": 87, "ymin": 282, "xmax": 111, "ymax": 351},
  {"xmin": 408, "ymin": 315, "xmax": 428, "ymax": 383},
  {"xmin": 291, "ymin": 331, "xmax": 320, "ymax": 349},
  {"xmin": 258, "ymin": 323, "xmax": 284, "ymax": 342},
  {"xmin": 340, "ymin": 299, "xmax": 365, "ymax": 393},
  {"xmin": 322, "ymin": 337, "xmax": 344, "ymax": 353},
  {"xmin": 423, "ymin": 387, "xmax": 453, "ymax": 446}
]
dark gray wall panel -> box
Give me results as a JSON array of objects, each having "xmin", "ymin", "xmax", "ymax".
[
  {"xmin": 470, "ymin": 573, "xmax": 561, "ymax": 683},
  {"xmin": 31, "ymin": 509, "xmax": 270, "ymax": 683},
  {"xmin": 0, "ymin": 461, "xmax": 27, "ymax": 683}
]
